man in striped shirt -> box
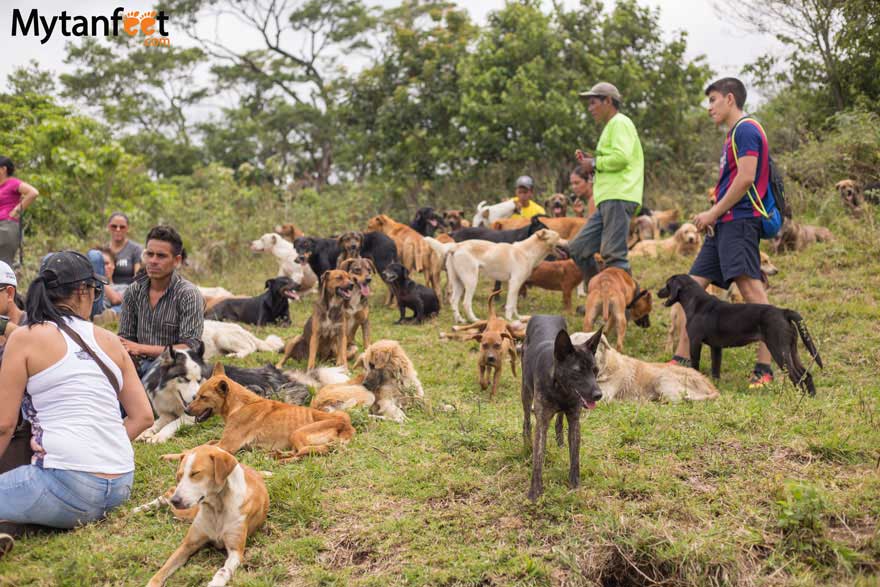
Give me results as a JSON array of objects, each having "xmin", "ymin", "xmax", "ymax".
[{"xmin": 118, "ymin": 225, "xmax": 203, "ymax": 376}]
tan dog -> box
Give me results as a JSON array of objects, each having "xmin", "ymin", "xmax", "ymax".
[
  {"xmin": 356, "ymin": 340, "xmax": 425, "ymax": 422},
  {"xmin": 835, "ymin": 179, "xmax": 868, "ymax": 213},
  {"xmin": 276, "ymin": 269, "xmax": 355, "ymax": 369},
  {"xmin": 181, "ymin": 363, "xmax": 355, "ymax": 461},
  {"xmin": 523, "ymin": 259, "xmax": 583, "ymax": 313},
  {"xmin": 367, "ymin": 214, "xmax": 442, "ymax": 300},
  {"xmin": 627, "ymin": 215, "xmax": 659, "ymax": 248},
  {"xmin": 490, "ymin": 216, "xmax": 586, "ymax": 240},
  {"xmin": 426, "ymin": 229, "xmax": 563, "ymax": 323},
  {"xmin": 582, "ymin": 268, "xmax": 652, "ymax": 351},
  {"xmin": 443, "ymin": 209, "xmax": 471, "ymax": 231},
  {"xmin": 770, "ymin": 218, "xmax": 833, "ymax": 254},
  {"xmin": 544, "ymin": 193, "xmax": 569, "ymax": 218},
  {"xmin": 666, "ymin": 252, "xmax": 778, "ymax": 352},
  {"xmin": 145, "ymin": 445, "xmax": 268, "ymax": 587},
  {"xmin": 311, "ymin": 382, "xmax": 376, "ymax": 413},
  {"xmin": 471, "ymin": 291, "xmax": 517, "ymax": 398},
  {"xmin": 275, "ymin": 223, "xmax": 305, "ymax": 241},
  {"xmin": 571, "ymin": 332, "xmax": 719, "ymax": 402},
  {"xmin": 630, "ymin": 223, "xmax": 701, "ymax": 257},
  {"xmin": 338, "ymin": 257, "xmax": 374, "ymax": 353}
]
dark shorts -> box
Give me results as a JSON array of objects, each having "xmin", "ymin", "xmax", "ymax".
[{"xmin": 690, "ymin": 218, "xmax": 762, "ymax": 289}]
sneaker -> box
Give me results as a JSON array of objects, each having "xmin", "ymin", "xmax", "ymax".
[
  {"xmin": 667, "ymin": 355, "xmax": 691, "ymax": 368},
  {"xmin": 748, "ymin": 370, "xmax": 774, "ymax": 388},
  {"xmin": 0, "ymin": 533, "xmax": 13, "ymax": 560}
]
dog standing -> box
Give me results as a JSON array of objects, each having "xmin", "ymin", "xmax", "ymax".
[
  {"xmin": 472, "ymin": 199, "xmax": 520, "ymax": 228},
  {"xmin": 582, "ymin": 268, "xmax": 652, "ymax": 351},
  {"xmin": 523, "ymin": 259, "xmax": 583, "ymax": 313},
  {"xmin": 472, "ymin": 291, "xmax": 518, "ymax": 399},
  {"xmin": 146, "ymin": 445, "xmax": 268, "ymax": 587},
  {"xmin": 338, "ymin": 257, "xmax": 373, "ymax": 353},
  {"xmin": 521, "ymin": 316, "xmax": 603, "ymax": 501},
  {"xmin": 658, "ymin": 274, "xmax": 823, "ymax": 395},
  {"xmin": 367, "ymin": 214, "xmax": 443, "ymax": 301}
]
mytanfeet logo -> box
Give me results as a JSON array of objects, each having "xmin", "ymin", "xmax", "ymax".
[{"xmin": 11, "ymin": 7, "xmax": 171, "ymax": 47}]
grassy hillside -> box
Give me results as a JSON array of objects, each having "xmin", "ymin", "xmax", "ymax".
[{"xmin": 1, "ymin": 211, "xmax": 878, "ymax": 586}]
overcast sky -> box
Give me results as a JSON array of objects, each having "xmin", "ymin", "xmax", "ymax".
[{"xmin": 0, "ymin": 0, "xmax": 780, "ymax": 111}]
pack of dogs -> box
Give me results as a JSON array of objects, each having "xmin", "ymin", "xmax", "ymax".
[{"xmin": 133, "ymin": 189, "xmax": 846, "ymax": 582}]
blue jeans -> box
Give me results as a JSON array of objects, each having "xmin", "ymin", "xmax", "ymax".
[
  {"xmin": 87, "ymin": 249, "xmax": 107, "ymax": 318},
  {"xmin": 568, "ymin": 200, "xmax": 638, "ymax": 283},
  {"xmin": 0, "ymin": 466, "xmax": 133, "ymax": 529}
]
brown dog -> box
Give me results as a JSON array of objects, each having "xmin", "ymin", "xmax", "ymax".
[
  {"xmin": 472, "ymin": 291, "xmax": 518, "ymax": 399},
  {"xmin": 443, "ymin": 209, "xmax": 471, "ymax": 231},
  {"xmin": 145, "ymin": 445, "xmax": 268, "ymax": 587},
  {"xmin": 523, "ymin": 259, "xmax": 583, "ymax": 313},
  {"xmin": 490, "ymin": 216, "xmax": 586, "ymax": 240},
  {"xmin": 627, "ymin": 215, "xmax": 659, "ymax": 248},
  {"xmin": 367, "ymin": 214, "xmax": 442, "ymax": 300},
  {"xmin": 770, "ymin": 218, "xmax": 833, "ymax": 254},
  {"xmin": 338, "ymin": 257, "xmax": 373, "ymax": 353},
  {"xmin": 337, "ymin": 231, "xmax": 363, "ymax": 264},
  {"xmin": 275, "ymin": 223, "xmax": 305, "ymax": 242},
  {"xmin": 544, "ymin": 193, "xmax": 569, "ymax": 218},
  {"xmin": 582, "ymin": 268, "xmax": 652, "ymax": 351},
  {"xmin": 276, "ymin": 269, "xmax": 355, "ymax": 369},
  {"xmin": 181, "ymin": 363, "xmax": 355, "ymax": 462}
]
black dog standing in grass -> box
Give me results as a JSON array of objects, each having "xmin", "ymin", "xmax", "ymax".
[
  {"xmin": 206, "ymin": 276, "xmax": 298, "ymax": 326},
  {"xmin": 381, "ymin": 262, "xmax": 439, "ymax": 324},
  {"xmin": 658, "ymin": 274, "xmax": 822, "ymax": 395},
  {"xmin": 521, "ymin": 316, "xmax": 603, "ymax": 501}
]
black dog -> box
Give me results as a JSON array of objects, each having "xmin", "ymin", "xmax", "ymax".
[
  {"xmin": 658, "ymin": 274, "xmax": 823, "ymax": 395},
  {"xmin": 410, "ymin": 207, "xmax": 446, "ymax": 237},
  {"xmin": 337, "ymin": 231, "xmax": 398, "ymax": 274},
  {"xmin": 452, "ymin": 215, "xmax": 548, "ymax": 243},
  {"xmin": 381, "ymin": 262, "xmax": 439, "ymax": 324},
  {"xmin": 295, "ymin": 236, "xmax": 341, "ymax": 282},
  {"xmin": 521, "ymin": 316, "xmax": 603, "ymax": 501},
  {"xmin": 205, "ymin": 277, "xmax": 298, "ymax": 326}
]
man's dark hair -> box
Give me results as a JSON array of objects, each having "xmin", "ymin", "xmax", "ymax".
[
  {"xmin": 0, "ymin": 156, "xmax": 15, "ymax": 177},
  {"xmin": 609, "ymin": 96, "xmax": 621, "ymax": 110},
  {"xmin": 146, "ymin": 225, "xmax": 186, "ymax": 260},
  {"xmin": 705, "ymin": 77, "xmax": 746, "ymax": 109}
]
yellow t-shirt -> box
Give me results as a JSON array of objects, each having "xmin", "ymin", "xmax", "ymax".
[{"xmin": 510, "ymin": 198, "xmax": 546, "ymax": 219}]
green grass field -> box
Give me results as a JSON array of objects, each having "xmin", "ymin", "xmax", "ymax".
[{"xmin": 2, "ymin": 216, "xmax": 879, "ymax": 586}]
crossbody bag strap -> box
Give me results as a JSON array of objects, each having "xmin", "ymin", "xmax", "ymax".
[
  {"xmin": 57, "ymin": 320, "xmax": 121, "ymax": 395},
  {"xmin": 730, "ymin": 117, "xmax": 769, "ymax": 219}
]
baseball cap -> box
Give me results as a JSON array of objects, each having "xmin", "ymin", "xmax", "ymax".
[
  {"xmin": 515, "ymin": 176, "xmax": 535, "ymax": 190},
  {"xmin": 0, "ymin": 260, "xmax": 16, "ymax": 288},
  {"xmin": 39, "ymin": 251, "xmax": 108, "ymax": 289},
  {"xmin": 579, "ymin": 82, "xmax": 622, "ymax": 102}
]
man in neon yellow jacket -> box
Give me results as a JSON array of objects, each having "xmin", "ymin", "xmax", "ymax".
[{"xmin": 569, "ymin": 82, "xmax": 644, "ymax": 286}]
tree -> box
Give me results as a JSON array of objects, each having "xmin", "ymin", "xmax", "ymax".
[{"xmin": 6, "ymin": 60, "xmax": 57, "ymax": 97}]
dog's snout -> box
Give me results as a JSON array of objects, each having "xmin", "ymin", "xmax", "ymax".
[
  {"xmin": 170, "ymin": 495, "xmax": 185, "ymax": 509},
  {"xmin": 592, "ymin": 389, "xmax": 602, "ymax": 401}
]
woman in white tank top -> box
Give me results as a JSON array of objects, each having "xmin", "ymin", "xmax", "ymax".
[{"xmin": 0, "ymin": 251, "xmax": 153, "ymax": 555}]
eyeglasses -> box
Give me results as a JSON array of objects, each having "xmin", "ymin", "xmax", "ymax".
[{"xmin": 109, "ymin": 224, "xmax": 128, "ymax": 230}]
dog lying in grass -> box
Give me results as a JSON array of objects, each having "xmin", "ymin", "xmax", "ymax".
[
  {"xmin": 571, "ymin": 331, "xmax": 719, "ymax": 402},
  {"xmin": 658, "ymin": 274, "xmax": 823, "ymax": 395}
]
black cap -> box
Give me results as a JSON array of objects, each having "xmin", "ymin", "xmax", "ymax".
[{"xmin": 40, "ymin": 251, "xmax": 108, "ymax": 289}]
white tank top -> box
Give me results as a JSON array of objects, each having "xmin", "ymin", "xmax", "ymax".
[{"xmin": 23, "ymin": 317, "xmax": 134, "ymax": 474}]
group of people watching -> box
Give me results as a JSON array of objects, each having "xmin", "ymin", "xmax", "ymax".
[{"xmin": 0, "ymin": 75, "xmax": 776, "ymax": 558}]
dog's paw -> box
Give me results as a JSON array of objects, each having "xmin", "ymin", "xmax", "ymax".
[
  {"xmin": 146, "ymin": 433, "xmax": 171, "ymax": 444},
  {"xmin": 135, "ymin": 428, "xmax": 156, "ymax": 442}
]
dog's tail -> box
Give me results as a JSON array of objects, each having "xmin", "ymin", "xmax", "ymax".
[
  {"xmin": 600, "ymin": 281, "xmax": 611, "ymax": 325},
  {"xmin": 257, "ymin": 334, "xmax": 285, "ymax": 353},
  {"xmin": 785, "ymin": 310, "xmax": 823, "ymax": 369},
  {"xmin": 487, "ymin": 289, "xmax": 502, "ymax": 320},
  {"xmin": 425, "ymin": 236, "xmax": 456, "ymax": 264}
]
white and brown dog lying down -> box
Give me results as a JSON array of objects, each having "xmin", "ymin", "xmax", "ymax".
[
  {"xmin": 202, "ymin": 320, "xmax": 284, "ymax": 360},
  {"xmin": 250, "ymin": 232, "xmax": 318, "ymax": 292},
  {"xmin": 139, "ymin": 445, "xmax": 269, "ymax": 587},
  {"xmin": 570, "ymin": 331, "xmax": 719, "ymax": 402},
  {"xmin": 630, "ymin": 222, "xmax": 702, "ymax": 257},
  {"xmin": 310, "ymin": 340, "xmax": 425, "ymax": 423}
]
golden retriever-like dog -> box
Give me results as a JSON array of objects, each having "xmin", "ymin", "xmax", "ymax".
[
  {"xmin": 835, "ymin": 179, "xmax": 880, "ymax": 213},
  {"xmin": 357, "ymin": 339, "xmax": 425, "ymax": 422},
  {"xmin": 367, "ymin": 214, "xmax": 442, "ymax": 300},
  {"xmin": 571, "ymin": 331, "xmax": 719, "ymax": 402},
  {"xmin": 179, "ymin": 363, "xmax": 355, "ymax": 462},
  {"xmin": 770, "ymin": 218, "xmax": 833, "ymax": 254},
  {"xmin": 630, "ymin": 222, "xmax": 701, "ymax": 257}
]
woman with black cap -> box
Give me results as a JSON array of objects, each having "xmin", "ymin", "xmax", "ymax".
[{"xmin": 0, "ymin": 251, "xmax": 153, "ymax": 557}]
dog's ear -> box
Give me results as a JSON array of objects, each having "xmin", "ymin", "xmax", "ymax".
[
  {"xmin": 472, "ymin": 333, "xmax": 483, "ymax": 343},
  {"xmin": 319, "ymin": 271, "xmax": 333, "ymax": 300},
  {"xmin": 265, "ymin": 278, "xmax": 275, "ymax": 289},
  {"xmin": 583, "ymin": 326, "xmax": 604, "ymax": 355},
  {"xmin": 211, "ymin": 449, "xmax": 238, "ymax": 487},
  {"xmin": 160, "ymin": 345, "xmax": 175, "ymax": 366},
  {"xmin": 270, "ymin": 234, "xmax": 277, "ymax": 245},
  {"xmin": 553, "ymin": 329, "xmax": 574, "ymax": 361},
  {"xmin": 216, "ymin": 379, "xmax": 229, "ymax": 396},
  {"xmin": 364, "ymin": 257, "xmax": 378, "ymax": 275},
  {"xmin": 212, "ymin": 362, "xmax": 226, "ymax": 377}
]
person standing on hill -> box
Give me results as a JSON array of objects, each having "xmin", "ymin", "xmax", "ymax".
[
  {"xmin": 568, "ymin": 82, "xmax": 644, "ymax": 290},
  {"xmin": 670, "ymin": 77, "xmax": 776, "ymax": 388},
  {"xmin": 0, "ymin": 157, "xmax": 40, "ymax": 267}
]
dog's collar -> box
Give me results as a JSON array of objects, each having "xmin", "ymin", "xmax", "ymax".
[{"xmin": 626, "ymin": 282, "xmax": 650, "ymax": 310}]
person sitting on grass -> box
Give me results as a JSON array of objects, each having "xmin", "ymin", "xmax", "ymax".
[
  {"xmin": 118, "ymin": 225, "xmax": 204, "ymax": 378},
  {"xmin": 0, "ymin": 251, "xmax": 154, "ymax": 559}
]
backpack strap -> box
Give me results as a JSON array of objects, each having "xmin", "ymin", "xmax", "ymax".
[{"xmin": 730, "ymin": 117, "xmax": 770, "ymax": 219}]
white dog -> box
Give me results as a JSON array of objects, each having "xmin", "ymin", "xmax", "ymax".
[
  {"xmin": 202, "ymin": 320, "xmax": 285, "ymax": 360},
  {"xmin": 471, "ymin": 200, "xmax": 520, "ymax": 228},
  {"xmin": 570, "ymin": 331, "xmax": 719, "ymax": 402},
  {"xmin": 427, "ymin": 229, "xmax": 561, "ymax": 323},
  {"xmin": 250, "ymin": 232, "xmax": 317, "ymax": 291},
  {"xmin": 197, "ymin": 286, "xmax": 235, "ymax": 299}
]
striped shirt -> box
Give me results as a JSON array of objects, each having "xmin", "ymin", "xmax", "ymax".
[{"xmin": 118, "ymin": 272, "xmax": 204, "ymax": 352}]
